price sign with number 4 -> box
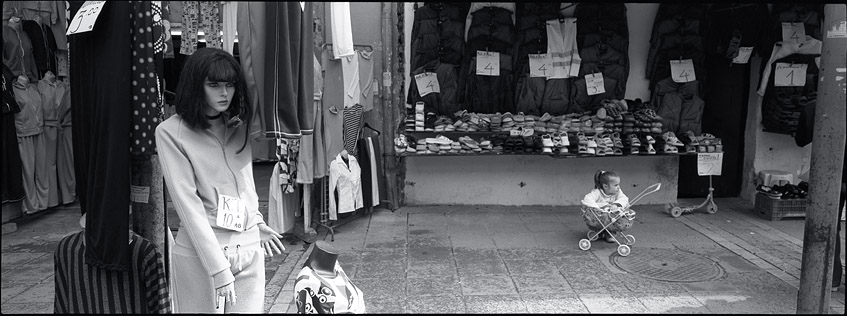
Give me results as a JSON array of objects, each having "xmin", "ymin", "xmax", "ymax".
[
  {"xmin": 774, "ymin": 63, "xmax": 807, "ymax": 87},
  {"xmin": 670, "ymin": 59, "xmax": 696, "ymax": 83},
  {"xmin": 414, "ymin": 72, "xmax": 440, "ymax": 97},
  {"xmin": 67, "ymin": 1, "xmax": 107, "ymax": 35},
  {"xmin": 781, "ymin": 22, "xmax": 806, "ymax": 43},
  {"xmin": 476, "ymin": 51, "xmax": 500, "ymax": 76},
  {"xmin": 528, "ymin": 54, "xmax": 552, "ymax": 78}
]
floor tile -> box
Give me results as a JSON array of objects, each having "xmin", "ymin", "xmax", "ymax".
[
  {"xmin": 406, "ymin": 260, "xmax": 457, "ymax": 278},
  {"xmin": 521, "ymin": 294, "xmax": 588, "ymax": 313},
  {"xmin": 354, "ymin": 278, "xmax": 406, "ymax": 299},
  {"xmin": 579, "ymin": 293, "xmax": 649, "ymax": 314},
  {"xmin": 504, "ymin": 259, "xmax": 560, "ymax": 275},
  {"xmin": 406, "ymin": 276, "xmax": 462, "ymax": 297},
  {"xmin": 512, "ymin": 274, "xmax": 575, "ymax": 295},
  {"xmin": 453, "ymin": 247, "xmax": 501, "ymax": 262},
  {"xmin": 457, "ymin": 260, "xmax": 509, "ymax": 276},
  {"xmin": 459, "ymin": 275, "xmax": 517, "ymax": 295},
  {"xmin": 405, "ymin": 294, "xmax": 465, "ymax": 314},
  {"xmin": 356, "ymin": 258, "xmax": 406, "ymax": 279},
  {"xmin": 408, "ymin": 247, "xmax": 453, "ymax": 262},
  {"xmin": 408, "ymin": 236, "xmax": 451, "ymax": 248},
  {"xmin": 634, "ymin": 293, "xmax": 710, "ymax": 314},
  {"xmin": 463, "ymin": 294, "xmax": 527, "ymax": 313}
]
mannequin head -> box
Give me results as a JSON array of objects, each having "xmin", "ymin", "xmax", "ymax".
[{"xmin": 304, "ymin": 241, "xmax": 339, "ymax": 276}]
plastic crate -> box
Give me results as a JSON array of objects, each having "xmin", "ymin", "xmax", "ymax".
[{"xmin": 754, "ymin": 192, "xmax": 806, "ymax": 221}]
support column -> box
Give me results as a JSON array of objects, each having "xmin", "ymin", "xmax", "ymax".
[
  {"xmin": 380, "ymin": 2, "xmax": 405, "ymax": 210},
  {"xmin": 797, "ymin": 4, "xmax": 847, "ymax": 314}
]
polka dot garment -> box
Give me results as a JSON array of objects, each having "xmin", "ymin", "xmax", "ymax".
[{"xmin": 130, "ymin": 1, "xmax": 162, "ymax": 155}]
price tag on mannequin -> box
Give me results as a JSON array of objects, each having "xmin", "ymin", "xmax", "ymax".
[
  {"xmin": 216, "ymin": 194, "xmax": 245, "ymax": 231},
  {"xmin": 67, "ymin": 1, "xmax": 106, "ymax": 35},
  {"xmin": 414, "ymin": 72, "xmax": 440, "ymax": 97},
  {"xmin": 670, "ymin": 59, "xmax": 696, "ymax": 83},
  {"xmin": 585, "ymin": 73, "xmax": 605, "ymax": 96},
  {"xmin": 774, "ymin": 63, "xmax": 807, "ymax": 87},
  {"xmin": 528, "ymin": 54, "xmax": 552, "ymax": 78},
  {"xmin": 732, "ymin": 47, "xmax": 754, "ymax": 64},
  {"xmin": 781, "ymin": 22, "xmax": 806, "ymax": 43},
  {"xmin": 476, "ymin": 51, "xmax": 500, "ymax": 76}
]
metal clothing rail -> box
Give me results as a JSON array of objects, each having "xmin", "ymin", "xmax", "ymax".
[{"xmin": 312, "ymin": 177, "xmax": 373, "ymax": 242}]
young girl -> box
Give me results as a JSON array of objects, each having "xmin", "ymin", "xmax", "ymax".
[
  {"xmin": 156, "ymin": 48, "xmax": 286, "ymax": 313},
  {"xmin": 582, "ymin": 170, "xmax": 630, "ymax": 243}
]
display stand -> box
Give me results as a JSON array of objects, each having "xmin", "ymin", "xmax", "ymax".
[
  {"xmin": 665, "ymin": 152, "xmax": 722, "ymax": 217},
  {"xmin": 312, "ymin": 177, "xmax": 373, "ymax": 242}
]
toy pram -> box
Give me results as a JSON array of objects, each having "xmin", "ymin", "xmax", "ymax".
[{"xmin": 578, "ymin": 183, "xmax": 661, "ymax": 256}]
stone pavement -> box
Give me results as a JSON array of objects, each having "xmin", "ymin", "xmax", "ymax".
[{"xmin": 2, "ymin": 198, "xmax": 845, "ymax": 314}]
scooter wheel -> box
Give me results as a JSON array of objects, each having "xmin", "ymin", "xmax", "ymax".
[
  {"xmin": 617, "ymin": 245, "xmax": 631, "ymax": 256},
  {"xmin": 670, "ymin": 207, "xmax": 683, "ymax": 218},
  {"xmin": 579, "ymin": 239, "xmax": 591, "ymax": 251},
  {"xmin": 706, "ymin": 203, "xmax": 718, "ymax": 214}
]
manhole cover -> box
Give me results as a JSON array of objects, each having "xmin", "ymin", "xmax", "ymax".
[{"xmin": 611, "ymin": 248, "xmax": 724, "ymax": 282}]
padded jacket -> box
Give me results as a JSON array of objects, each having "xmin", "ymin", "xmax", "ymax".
[
  {"xmin": 704, "ymin": 3, "xmax": 769, "ymax": 62},
  {"xmin": 410, "ymin": 3, "xmax": 469, "ymax": 70},
  {"xmin": 155, "ymin": 114, "xmax": 266, "ymax": 289},
  {"xmin": 462, "ymin": 52, "xmax": 515, "ymax": 114},
  {"xmin": 37, "ymin": 78, "xmax": 60, "ymax": 126},
  {"xmin": 574, "ymin": 3, "xmax": 628, "ymax": 48},
  {"xmin": 2, "ymin": 24, "xmax": 39, "ymax": 82},
  {"xmin": 579, "ymin": 43, "xmax": 628, "ymax": 99},
  {"xmin": 12, "ymin": 80, "xmax": 43, "ymax": 137},
  {"xmin": 651, "ymin": 77, "xmax": 704, "ymax": 135},
  {"xmin": 406, "ymin": 59, "xmax": 461, "ymax": 116},
  {"xmin": 761, "ymin": 54, "xmax": 819, "ymax": 135},
  {"xmin": 21, "ymin": 20, "xmax": 57, "ymax": 78}
]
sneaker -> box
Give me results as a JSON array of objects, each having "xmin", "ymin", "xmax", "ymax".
[
  {"xmin": 541, "ymin": 134, "xmax": 555, "ymax": 147},
  {"xmin": 604, "ymin": 234, "xmax": 615, "ymax": 243}
]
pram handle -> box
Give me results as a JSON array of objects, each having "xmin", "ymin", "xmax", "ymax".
[{"xmin": 626, "ymin": 183, "xmax": 662, "ymax": 210}]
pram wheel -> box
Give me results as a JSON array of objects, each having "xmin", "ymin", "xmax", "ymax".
[
  {"xmin": 587, "ymin": 230, "xmax": 599, "ymax": 241},
  {"xmin": 706, "ymin": 203, "xmax": 718, "ymax": 214},
  {"xmin": 624, "ymin": 234, "xmax": 635, "ymax": 245},
  {"xmin": 617, "ymin": 245, "xmax": 631, "ymax": 256},
  {"xmin": 670, "ymin": 206, "xmax": 683, "ymax": 218},
  {"xmin": 579, "ymin": 239, "xmax": 591, "ymax": 251}
]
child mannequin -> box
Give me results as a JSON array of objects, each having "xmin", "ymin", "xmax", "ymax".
[
  {"xmin": 582, "ymin": 170, "xmax": 630, "ymax": 243},
  {"xmin": 294, "ymin": 241, "xmax": 365, "ymax": 314}
]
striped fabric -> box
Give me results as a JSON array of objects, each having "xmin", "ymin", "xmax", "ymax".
[
  {"xmin": 342, "ymin": 103, "xmax": 364, "ymax": 159},
  {"xmin": 53, "ymin": 231, "xmax": 171, "ymax": 314}
]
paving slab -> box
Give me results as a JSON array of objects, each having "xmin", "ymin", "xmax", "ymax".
[
  {"xmin": 405, "ymin": 294, "xmax": 465, "ymax": 314},
  {"xmin": 459, "ymin": 274, "xmax": 517, "ymax": 295},
  {"xmin": 579, "ymin": 293, "xmax": 649, "ymax": 314},
  {"xmin": 521, "ymin": 293, "xmax": 588, "ymax": 313},
  {"xmin": 406, "ymin": 276, "xmax": 462, "ymax": 297},
  {"xmin": 463, "ymin": 294, "xmax": 528, "ymax": 313}
]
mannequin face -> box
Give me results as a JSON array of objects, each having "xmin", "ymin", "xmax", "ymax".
[{"xmin": 203, "ymin": 79, "xmax": 234, "ymax": 116}]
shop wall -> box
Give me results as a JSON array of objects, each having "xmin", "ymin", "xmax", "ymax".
[{"xmin": 405, "ymin": 156, "xmax": 679, "ymax": 206}]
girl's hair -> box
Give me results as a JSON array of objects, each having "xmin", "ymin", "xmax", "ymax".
[
  {"xmin": 594, "ymin": 170, "xmax": 619, "ymax": 190},
  {"xmin": 173, "ymin": 47, "xmax": 251, "ymax": 153}
]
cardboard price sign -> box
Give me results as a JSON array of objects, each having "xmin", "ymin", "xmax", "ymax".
[
  {"xmin": 413, "ymin": 72, "xmax": 440, "ymax": 97},
  {"xmin": 670, "ymin": 59, "xmax": 696, "ymax": 83},
  {"xmin": 528, "ymin": 54, "xmax": 552, "ymax": 78},
  {"xmin": 697, "ymin": 153, "xmax": 723, "ymax": 176},
  {"xmin": 67, "ymin": 1, "xmax": 107, "ymax": 35},
  {"xmin": 732, "ymin": 47, "xmax": 754, "ymax": 64},
  {"xmin": 476, "ymin": 51, "xmax": 500, "ymax": 76},
  {"xmin": 774, "ymin": 63, "xmax": 807, "ymax": 87},
  {"xmin": 781, "ymin": 22, "xmax": 806, "ymax": 43},
  {"xmin": 585, "ymin": 73, "xmax": 605, "ymax": 96}
]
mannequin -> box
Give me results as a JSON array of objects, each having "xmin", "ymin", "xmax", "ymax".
[
  {"xmin": 294, "ymin": 241, "xmax": 365, "ymax": 313},
  {"xmin": 305, "ymin": 241, "xmax": 339, "ymax": 276}
]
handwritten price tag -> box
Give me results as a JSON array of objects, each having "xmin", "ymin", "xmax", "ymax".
[
  {"xmin": 476, "ymin": 51, "xmax": 500, "ymax": 76},
  {"xmin": 216, "ymin": 194, "xmax": 245, "ymax": 232},
  {"xmin": 670, "ymin": 59, "xmax": 696, "ymax": 83},
  {"xmin": 585, "ymin": 73, "xmax": 605, "ymax": 96},
  {"xmin": 781, "ymin": 22, "xmax": 806, "ymax": 43},
  {"xmin": 732, "ymin": 47, "xmax": 754, "ymax": 64},
  {"xmin": 697, "ymin": 153, "xmax": 723, "ymax": 176},
  {"xmin": 528, "ymin": 54, "xmax": 552, "ymax": 78},
  {"xmin": 774, "ymin": 63, "xmax": 807, "ymax": 87},
  {"xmin": 413, "ymin": 72, "xmax": 440, "ymax": 97},
  {"xmin": 66, "ymin": 1, "xmax": 107, "ymax": 35}
]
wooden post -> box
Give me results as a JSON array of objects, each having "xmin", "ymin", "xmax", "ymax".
[
  {"xmin": 797, "ymin": 4, "xmax": 847, "ymax": 314},
  {"xmin": 303, "ymin": 184, "xmax": 315, "ymax": 234},
  {"xmin": 130, "ymin": 154, "xmax": 166, "ymax": 252},
  {"xmin": 380, "ymin": 2, "xmax": 405, "ymax": 210}
]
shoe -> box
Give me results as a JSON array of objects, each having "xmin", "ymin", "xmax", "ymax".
[
  {"xmin": 646, "ymin": 143, "xmax": 656, "ymax": 154},
  {"xmin": 597, "ymin": 107, "xmax": 607, "ymax": 120},
  {"xmin": 542, "ymin": 146, "xmax": 553, "ymax": 154},
  {"xmin": 559, "ymin": 147, "xmax": 569, "ymax": 154},
  {"xmin": 663, "ymin": 132, "xmax": 684, "ymax": 146},
  {"xmin": 604, "ymin": 234, "xmax": 615, "ymax": 243},
  {"xmin": 433, "ymin": 135, "xmax": 453, "ymax": 145},
  {"xmin": 587, "ymin": 137, "xmax": 598, "ymax": 148},
  {"xmin": 628, "ymin": 134, "xmax": 641, "ymax": 147},
  {"xmin": 613, "ymin": 148, "xmax": 623, "ymax": 156},
  {"xmin": 684, "ymin": 145, "xmax": 696, "ymax": 154},
  {"xmin": 663, "ymin": 143, "xmax": 679, "ymax": 154},
  {"xmin": 578, "ymin": 145, "xmax": 589, "ymax": 155},
  {"xmin": 541, "ymin": 134, "xmax": 554, "ymax": 147},
  {"xmin": 539, "ymin": 113, "xmax": 553, "ymax": 122},
  {"xmin": 630, "ymin": 146, "xmax": 640, "ymax": 155},
  {"xmin": 458, "ymin": 136, "xmax": 480, "ymax": 149},
  {"xmin": 645, "ymin": 135, "xmax": 656, "ymax": 144}
]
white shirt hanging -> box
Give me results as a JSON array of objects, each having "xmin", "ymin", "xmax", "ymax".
[{"xmin": 328, "ymin": 153, "xmax": 363, "ymax": 220}]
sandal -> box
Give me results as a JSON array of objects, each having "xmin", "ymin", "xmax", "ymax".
[
  {"xmin": 611, "ymin": 132, "xmax": 623, "ymax": 148},
  {"xmin": 663, "ymin": 143, "xmax": 679, "ymax": 154},
  {"xmin": 662, "ymin": 132, "xmax": 683, "ymax": 146},
  {"xmin": 613, "ymin": 148, "xmax": 623, "ymax": 156},
  {"xmin": 578, "ymin": 144, "xmax": 589, "ymax": 155},
  {"xmin": 552, "ymin": 133, "xmax": 563, "ymax": 148},
  {"xmin": 646, "ymin": 143, "xmax": 657, "ymax": 155},
  {"xmin": 577, "ymin": 132, "xmax": 588, "ymax": 145},
  {"xmin": 645, "ymin": 135, "xmax": 656, "ymax": 144},
  {"xmin": 604, "ymin": 147, "xmax": 614, "ymax": 155},
  {"xmin": 683, "ymin": 130, "xmax": 700, "ymax": 146},
  {"xmin": 684, "ymin": 145, "xmax": 697, "ymax": 154},
  {"xmin": 559, "ymin": 147, "xmax": 569, "ymax": 154},
  {"xmin": 630, "ymin": 146, "xmax": 640, "ymax": 155},
  {"xmin": 628, "ymin": 134, "xmax": 641, "ymax": 147}
]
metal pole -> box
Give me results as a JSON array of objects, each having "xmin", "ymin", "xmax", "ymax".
[{"xmin": 797, "ymin": 4, "xmax": 847, "ymax": 314}]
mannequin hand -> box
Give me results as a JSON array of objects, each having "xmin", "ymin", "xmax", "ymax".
[
  {"xmin": 258, "ymin": 223, "xmax": 286, "ymax": 257},
  {"xmin": 216, "ymin": 282, "xmax": 236, "ymax": 308}
]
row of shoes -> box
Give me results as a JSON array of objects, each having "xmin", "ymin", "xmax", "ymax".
[
  {"xmin": 757, "ymin": 182, "xmax": 808, "ymax": 200},
  {"xmin": 405, "ymin": 102, "xmax": 427, "ymax": 132}
]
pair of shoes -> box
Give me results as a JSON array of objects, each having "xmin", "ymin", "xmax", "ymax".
[
  {"xmin": 663, "ymin": 143, "xmax": 679, "ymax": 154},
  {"xmin": 663, "ymin": 132, "xmax": 684, "ymax": 146}
]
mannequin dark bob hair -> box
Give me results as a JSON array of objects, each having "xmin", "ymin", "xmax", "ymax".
[{"xmin": 174, "ymin": 47, "xmax": 251, "ymax": 153}]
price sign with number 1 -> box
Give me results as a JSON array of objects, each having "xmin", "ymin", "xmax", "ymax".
[
  {"xmin": 528, "ymin": 54, "xmax": 552, "ymax": 78},
  {"xmin": 774, "ymin": 63, "xmax": 807, "ymax": 87},
  {"xmin": 414, "ymin": 72, "xmax": 440, "ymax": 97},
  {"xmin": 670, "ymin": 59, "xmax": 696, "ymax": 83},
  {"xmin": 585, "ymin": 73, "xmax": 605, "ymax": 96},
  {"xmin": 67, "ymin": 1, "xmax": 107, "ymax": 35},
  {"xmin": 476, "ymin": 51, "xmax": 500, "ymax": 76}
]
